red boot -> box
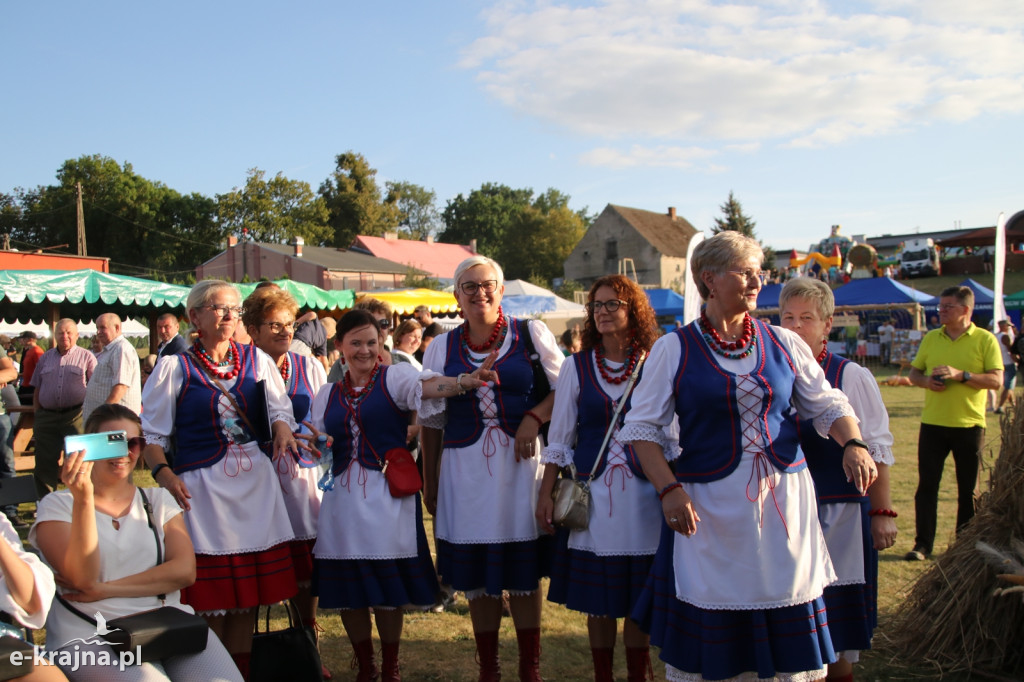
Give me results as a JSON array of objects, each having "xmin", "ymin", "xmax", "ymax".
[
  {"xmin": 516, "ymin": 628, "xmax": 542, "ymax": 682},
  {"xmin": 475, "ymin": 630, "xmax": 501, "ymax": 681},
  {"xmin": 625, "ymin": 646, "xmax": 653, "ymax": 682},
  {"xmin": 381, "ymin": 640, "xmax": 401, "ymax": 681},
  {"xmin": 591, "ymin": 647, "xmax": 614, "ymax": 682},
  {"xmin": 350, "ymin": 639, "xmax": 379, "ymax": 682}
]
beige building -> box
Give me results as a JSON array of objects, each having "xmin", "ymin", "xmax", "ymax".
[{"xmin": 564, "ymin": 204, "xmax": 699, "ymax": 291}]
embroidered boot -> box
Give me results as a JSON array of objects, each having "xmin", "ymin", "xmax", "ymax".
[
  {"xmin": 516, "ymin": 627, "xmax": 542, "ymax": 682},
  {"xmin": 625, "ymin": 646, "xmax": 654, "ymax": 682},
  {"xmin": 475, "ymin": 630, "xmax": 501, "ymax": 681},
  {"xmin": 350, "ymin": 638, "xmax": 379, "ymax": 682},
  {"xmin": 591, "ymin": 647, "xmax": 614, "ymax": 682},
  {"xmin": 381, "ymin": 640, "xmax": 401, "ymax": 681}
]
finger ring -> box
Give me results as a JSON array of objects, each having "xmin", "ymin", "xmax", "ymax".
[{"xmin": 669, "ymin": 517, "xmax": 678, "ymax": 522}]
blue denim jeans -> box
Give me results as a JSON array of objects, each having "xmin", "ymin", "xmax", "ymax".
[{"xmin": 0, "ymin": 413, "xmax": 17, "ymax": 517}]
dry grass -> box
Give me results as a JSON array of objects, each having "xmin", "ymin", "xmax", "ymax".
[{"xmin": 14, "ymin": 379, "xmax": 1016, "ymax": 680}]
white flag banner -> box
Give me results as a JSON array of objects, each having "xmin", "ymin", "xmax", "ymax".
[
  {"xmin": 993, "ymin": 212, "xmax": 1007, "ymax": 324},
  {"xmin": 683, "ymin": 231, "xmax": 706, "ymax": 324}
]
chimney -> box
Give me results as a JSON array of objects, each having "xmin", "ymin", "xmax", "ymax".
[
  {"xmin": 426, "ymin": 234, "xmax": 434, "ymax": 244},
  {"xmin": 293, "ymin": 236, "xmax": 304, "ymax": 258},
  {"xmin": 668, "ymin": 207, "xmax": 677, "ymax": 220},
  {"xmin": 469, "ymin": 239, "xmax": 477, "ymax": 254},
  {"xmin": 228, "ymin": 235, "xmax": 238, "ymax": 247},
  {"xmin": 384, "ymin": 232, "xmax": 398, "ymax": 241}
]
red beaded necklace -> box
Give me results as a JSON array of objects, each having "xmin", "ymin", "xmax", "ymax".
[
  {"xmin": 342, "ymin": 363, "xmax": 381, "ymax": 407},
  {"xmin": 462, "ymin": 307, "xmax": 506, "ymax": 353},
  {"xmin": 816, "ymin": 343, "xmax": 828, "ymax": 365},
  {"xmin": 192, "ymin": 340, "xmax": 241, "ymax": 380},
  {"xmin": 279, "ymin": 354, "xmax": 291, "ymax": 384},
  {"xmin": 699, "ymin": 311, "xmax": 756, "ymax": 359},
  {"xmin": 595, "ymin": 342, "xmax": 639, "ymax": 384}
]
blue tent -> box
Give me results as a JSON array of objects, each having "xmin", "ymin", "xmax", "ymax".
[
  {"xmin": 832, "ymin": 277, "xmax": 937, "ymax": 306},
  {"xmin": 757, "ymin": 283, "xmax": 783, "ymax": 309},
  {"xmin": 955, "ymin": 278, "xmax": 994, "ymax": 312},
  {"xmin": 645, "ymin": 289, "xmax": 685, "ymax": 316}
]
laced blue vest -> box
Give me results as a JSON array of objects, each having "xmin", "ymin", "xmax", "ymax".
[{"xmin": 572, "ymin": 350, "xmax": 646, "ymax": 480}]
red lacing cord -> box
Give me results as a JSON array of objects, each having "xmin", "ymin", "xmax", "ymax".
[{"xmin": 745, "ymin": 450, "xmax": 790, "ymax": 539}]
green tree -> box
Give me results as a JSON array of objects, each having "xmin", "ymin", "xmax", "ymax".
[
  {"xmin": 385, "ymin": 181, "xmax": 441, "ymax": 240},
  {"xmin": 503, "ymin": 202, "xmax": 588, "ymax": 284},
  {"xmin": 319, "ymin": 152, "xmax": 399, "ymax": 248},
  {"xmin": 439, "ymin": 183, "xmax": 534, "ymax": 259},
  {"xmin": 217, "ymin": 169, "xmax": 331, "ymax": 245},
  {"xmin": 711, "ymin": 190, "xmax": 774, "ymax": 269}
]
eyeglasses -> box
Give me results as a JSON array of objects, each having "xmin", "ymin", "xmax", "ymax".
[
  {"xmin": 727, "ymin": 269, "xmax": 769, "ymax": 282},
  {"xmin": 202, "ymin": 304, "xmax": 244, "ymax": 317},
  {"xmin": 127, "ymin": 436, "xmax": 146, "ymax": 455},
  {"xmin": 587, "ymin": 299, "xmax": 627, "ymax": 313},
  {"xmin": 260, "ymin": 321, "xmax": 295, "ymax": 334},
  {"xmin": 459, "ymin": 280, "xmax": 499, "ymax": 295},
  {"xmin": 937, "ymin": 303, "xmax": 965, "ymax": 311}
]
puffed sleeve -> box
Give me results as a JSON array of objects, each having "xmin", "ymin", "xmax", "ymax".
[
  {"xmin": 618, "ymin": 333, "xmax": 683, "ymax": 460},
  {"xmin": 541, "ymin": 357, "xmax": 581, "ymax": 468},
  {"xmin": 527, "ymin": 320, "xmax": 563, "ymax": 388},
  {"xmin": 310, "ymin": 383, "xmax": 333, "ymax": 435},
  {"xmin": 255, "ymin": 347, "xmax": 298, "ymax": 430},
  {"xmin": 842, "ymin": 362, "xmax": 895, "ymax": 465},
  {"xmin": 0, "ymin": 516, "xmax": 55, "ymax": 629},
  {"xmin": 418, "ymin": 332, "xmax": 452, "ymax": 429},
  {"xmin": 141, "ymin": 354, "xmax": 185, "ymax": 450},
  {"xmin": 773, "ymin": 326, "xmax": 857, "ymax": 438},
  {"xmin": 383, "ymin": 362, "xmax": 445, "ymax": 420}
]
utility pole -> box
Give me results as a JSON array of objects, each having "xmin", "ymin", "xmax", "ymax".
[{"xmin": 76, "ymin": 182, "xmax": 87, "ymax": 256}]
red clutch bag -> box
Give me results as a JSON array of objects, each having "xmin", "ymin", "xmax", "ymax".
[{"xmin": 383, "ymin": 447, "xmax": 422, "ymax": 497}]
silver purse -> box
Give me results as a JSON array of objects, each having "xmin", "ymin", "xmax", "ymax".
[{"xmin": 552, "ymin": 463, "xmax": 591, "ymax": 530}]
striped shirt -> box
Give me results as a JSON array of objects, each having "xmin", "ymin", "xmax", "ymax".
[
  {"xmin": 83, "ymin": 335, "xmax": 142, "ymax": 421},
  {"xmin": 29, "ymin": 346, "xmax": 97, "ymax": 410}
]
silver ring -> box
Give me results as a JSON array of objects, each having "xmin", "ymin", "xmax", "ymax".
[{"xmin": 669, "ymin": 517, "xmax": 678, "ymax": 522}]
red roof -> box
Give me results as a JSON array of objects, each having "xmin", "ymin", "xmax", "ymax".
[{"xmin": 351, "ymin": 236, "xmax": 475, "ymax": 280}]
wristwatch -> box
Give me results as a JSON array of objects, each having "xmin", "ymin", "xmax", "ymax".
[
  {"xmin": 960, "ymin": 371, "xmax": 971, "ymax": 383},
  {"xmin": 843, "ymin": 437, "xmax": 869, "ymax": 452}
]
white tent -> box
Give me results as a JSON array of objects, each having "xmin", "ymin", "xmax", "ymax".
[
  {"xmin": 501, "ymin": 280, "xmax": 586, "ymax": 316},
  {"xmin": 0, "ymin": 319, "xmax": 151, "ymax": 339}
]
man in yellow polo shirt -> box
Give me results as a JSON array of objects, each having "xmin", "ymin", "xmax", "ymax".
[{"xmin": 906, "ymin": 286, "xmax": 1002, "ymax": 560}]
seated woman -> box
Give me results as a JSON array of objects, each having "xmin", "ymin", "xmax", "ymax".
[
  {"xmin": 31, "ymin": 405, "xmax": 242, "ymax": 681},
  {"xmin": 0, "ymin": 498, "xmax": 62, "ymax": 681}
]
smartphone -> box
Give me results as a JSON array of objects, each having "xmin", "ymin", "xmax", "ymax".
[{"xmin": 64, "ymin": 431, "xmax": 129, "ymax": 461}]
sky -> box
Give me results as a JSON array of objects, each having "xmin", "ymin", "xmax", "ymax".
[{"xmin": 3, "ymin": 0, "xmax": 1023, "ymax": 253}]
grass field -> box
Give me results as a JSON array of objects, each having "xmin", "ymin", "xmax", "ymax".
[{"xmin": 14, "ymin": 378, "xmax": 1013, "ymax": 681}]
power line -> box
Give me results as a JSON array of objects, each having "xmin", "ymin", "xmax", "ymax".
[{"xmin": 83, "ymin": 200, "xmax": 222, "ymax": 248}]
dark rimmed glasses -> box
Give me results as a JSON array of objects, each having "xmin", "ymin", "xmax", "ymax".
[
  {"xmin": 587, "ymin": 299, "xmax": 627, "ymax": 313},
  {"xmin": 459, "ymin": 280, "xmax": 499, "ymax": 296}
]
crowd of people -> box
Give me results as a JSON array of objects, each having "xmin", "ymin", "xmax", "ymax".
[{"xmin": 0, "ymin": 240, "xmax": 1016, "ymax": 681}]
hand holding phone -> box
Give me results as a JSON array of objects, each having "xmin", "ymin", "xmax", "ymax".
[{"xmin": 64, "ymin": 431, "xmax": 129, "ymax": 461}]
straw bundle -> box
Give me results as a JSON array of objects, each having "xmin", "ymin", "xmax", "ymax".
[{"xmin": 888, "ymin": 406, "xmax": 1024, "ymax": 677}]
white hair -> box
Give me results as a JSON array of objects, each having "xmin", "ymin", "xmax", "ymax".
[{"xmin": 454, "ymin": 256, "xmax": 505, "ymax": 288}]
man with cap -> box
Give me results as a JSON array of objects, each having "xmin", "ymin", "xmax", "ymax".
[
  {"xmin": 82, "ymin": 313, "xmax": 142, "ymax": 422},
  {"xmin": 30, "ymin": 319, "xmax": 97, "ymax": 497}
]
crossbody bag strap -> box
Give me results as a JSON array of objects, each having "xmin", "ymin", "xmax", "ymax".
[
  {"xmin": 56, "ymin": 487, "xmax": 167, "ymax": 623},
  {"xmin": 583, "ymin": 351, "xmax": 647, "ymax": 485},
  {"xmin": 186, "ymin": 350, "xmax": 260, "ymax": 437}
]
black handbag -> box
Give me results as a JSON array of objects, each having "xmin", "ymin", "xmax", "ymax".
[
  {"xmin": 250, "ymin": 600, "xmax": 323, "ymax": 682},
  {"xmin": 0, "ymin": 635, "xmax": 34, "ymax": 681},
  {"xmin": 57, "ymin": 489, "xmax": 209, "ymax": 662}
]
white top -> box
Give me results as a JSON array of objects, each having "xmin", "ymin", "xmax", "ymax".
[
  {"xmin": 841, "ymin": 360, "xmax": 895, "ymax": 467},
  {"xmin": 542, "ymin": 353, "xmax": 667, "ymax": 555},
  {"xmin": 391, "ymin": 349, "xmax": 423, "ymax": 371},
  {"xmin": 141, "ymin": 346, "xmax": 298, "ymax": 554},
  {"xmin": 422, "ymin": 320, "xmax": 563, "ymax": 544},
  {"xmin": 274, "ymin": 355, "xmax": 328, "ymax": 541},
  {"xmin": 311, "ymin": 363, "xmax": 441, "ymax": 560},
  {"xmin": 0, "ymin": 515, "xmax": 54, "ymax": 630},
  {"xmin": 83, "ymin": 334, "xmax": 142, "ymax": 422},
  {"xmin": 996, "ymin": 331, "xmax": 1015, "ymax": 367},
  {"xmin": 877, "ymin": 324, "xmax": 895, "ymax": 343},
  {"xmin": 620, "ymin": 325, "xmax": 857, "ymax": 610},
  {"xmin": 29, "ymin": 487, "xmax": 191, "ymax": 647}
]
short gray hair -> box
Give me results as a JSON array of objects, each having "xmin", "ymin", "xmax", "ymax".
[
  {"xmin": 187, "ymin": 280, "xmax": 240, "ymax": 312},
  {"xmin": 454, "ymin": 256, "xmax": 505, "ymax": 288},
  {"xmin": 779, "ymin": 277, "xmax": 835, "ymax": 320},
  {"xmin": 690, "ymin": 231, "xmax": 764, "ymax": 299}
]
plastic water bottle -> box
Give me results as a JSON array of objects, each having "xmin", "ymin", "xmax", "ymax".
[{"xmin": 316, "ymin": 435, "xmax": 335, "ymax": 491}]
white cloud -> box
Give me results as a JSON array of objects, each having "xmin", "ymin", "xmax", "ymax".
[
  {"xmin": 580, "ymin": 144, "xmax": 719, "ymax": 168},
  {"xmin": 462, "ymin": 0, "xmax": 1024, "ymax": 149}
]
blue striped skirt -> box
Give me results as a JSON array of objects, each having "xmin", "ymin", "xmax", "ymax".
[
  {"xmin": 436, "ymin": 534, "xmax": 554, "ymax": 596},
  {"xmin": 819, "ymin": 498, "xmax": 877, "ymax": 653}
]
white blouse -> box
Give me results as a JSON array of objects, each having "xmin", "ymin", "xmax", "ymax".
[{"xmin": 0, "ymin": 516, "xmax": 54, "ymax": 630}]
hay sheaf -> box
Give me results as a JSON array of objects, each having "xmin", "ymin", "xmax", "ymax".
[{"xmin": 888, "ymin": 406, "xmax": 1024, "ymax": 677}]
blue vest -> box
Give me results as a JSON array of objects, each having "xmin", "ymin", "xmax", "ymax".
[
  {"xmin": 442, "ymin": 319, "xmax": 539, "ymax": 448},
  {"xmin": 672, "ymin": 318, "xmax": 804, "ymax": 483},
  {"xmin": 799, "ymin": 352, "xmax": 866, "ymax": 502},
  {"xmin": 321, "ymin": 366, "xmax": 409, "ymax": 476},
  {"xmin": 286, "ymin": 351, "xmax": 316, "ymax": 427},
  {"xmin": 572, "ymin": 351, "xmax": 646, "ymax": 480},
  {"xmin": 172, "ymin": 343, "xmax": 263, "ymax": 474}
]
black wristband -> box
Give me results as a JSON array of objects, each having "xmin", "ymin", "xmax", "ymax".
[
  {"xmin": 150, "ymin": 463, "xmax": 170, "ymax": 479},
  {"xmin": 842, "ymin": 437, "xmax": 869, "ymax": 452},
  {"xmin": 960, "ymin": 371, "xmax": 971, "ymax": 383}
]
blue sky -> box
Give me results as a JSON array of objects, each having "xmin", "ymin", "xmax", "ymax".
[{"xmin": 3, "ymin": 0, "xmax": 1022, "ymax": 252}]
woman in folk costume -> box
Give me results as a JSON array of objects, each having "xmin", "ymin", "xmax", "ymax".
[
  {"xmin": 779, "ymin": 277, "xmax": 898, "ymax": 682},
  {"xmin": 421, "ymin": 255, "xmax": 563, "ymax": 682},
  {"xmin": 241, "ymin": 287, "xmax": 329, "ymax": 668},
  {"xmin": 536, "ymin": 274, "xmax": 664, "ymax": 682},
  {"xmin": 619, "ymin": 231, "xmax": 879, "ymax": 682},
  {"xmin": 141, "ymin": 279, "xmax": 301, "ymax": 679},
  {"xmin": 311, "ymin": 309, "xmax": 497, "ymax": 681}
]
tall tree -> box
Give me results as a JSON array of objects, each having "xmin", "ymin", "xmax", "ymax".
[
  {"xmin": 318, "ymin": 151, "xmax": 399, "ymax": 248},
  {"xmin": 711, "ymin": 190, "xmax": 774, "ymax": 268},
  {"xmin": 439, "ymin": 183, "xmax": 534, "ymax": 258},
  {"xmin": 385, "ymin": 180, "xmax": 441, "ymax": 240},
  {"xmin": 503, "ymin": 202, "xmax": 588, "ymax": 284},
  {"xmin": 217, "ymin": 169, "xmax": 331, "ymax": 245}
]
